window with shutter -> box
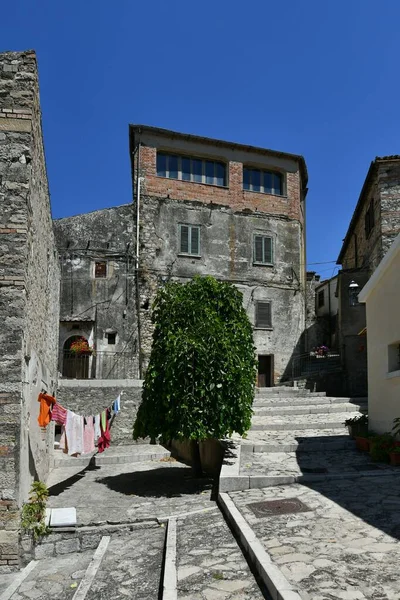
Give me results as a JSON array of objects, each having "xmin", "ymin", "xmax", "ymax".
[
  {"xmin": 255, "ymin": 302, "xmax": 272, "ymax": 328},
  {"xmin": 253, "ymin": 234, "xmax": 274, "ymax": 265},
  {"xmin": 94, "ymin": 261, "xmax": 107, "ymax": 278},
  {"xmin": 179, "ymin": 224, "xmax": 201, "ymax": 256}
]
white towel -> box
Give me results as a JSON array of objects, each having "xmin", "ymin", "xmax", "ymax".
[
  {"xmin": 65, "ymin": 410, "xmax": 84, "ymax": 456},
  {"xmin": 94, "ymin": 414, "xmax": 101, "ymax": 440}
]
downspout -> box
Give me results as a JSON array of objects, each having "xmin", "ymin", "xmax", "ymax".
[
  {"xmin": 328, "ymin": 278, "xmax": 332, "ymax": 347},
  {"xmin": 134, "ymin": 142, "xmax": 143, "ymax": 378}
]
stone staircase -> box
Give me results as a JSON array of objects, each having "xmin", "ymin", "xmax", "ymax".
[{"xmin": 221, "ymin": 387, "xmax": 399, "ymax": 492}]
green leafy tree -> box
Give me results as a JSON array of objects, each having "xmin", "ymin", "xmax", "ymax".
[{"xmin": 133, "ymin": 276, "xmax": 257, "ymax": 472}]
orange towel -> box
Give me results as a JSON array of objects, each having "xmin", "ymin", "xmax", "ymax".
[{"xmin": 37, "ymin": 392, "xmax": 56, "ymax": 428}]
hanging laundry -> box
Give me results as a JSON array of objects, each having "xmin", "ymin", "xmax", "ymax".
[
  {"xmin": 98, "ymin": 412, "xmax": 111, "ymax": 453},
  {"xmin": 65, "ymin": 410, "xmax": 84, "ymax": 456},
  {"xmin": 37, "ymin": 392, "xmax": 56, "ymax": 428},
  {"xmin": 59, "ymin": 426, "xmax": 67, "ymax": 453},
  {"xmin": 51, "ymin": 403, "xmax": 67, "ymax": 426},
  {"xmin": 101, "ymin": 409, "xmax": 107, "ymax": 432},
  {"xmin": 83, "ymin": 417, "xmax": 95, "ymax": 454},
  {"xmin": 94, "ymin": 414, "xmax": 101, "ymax": 441},
  {"xmin": 113, "ymin": 394, "xmax": 121, "ymax": 414}
]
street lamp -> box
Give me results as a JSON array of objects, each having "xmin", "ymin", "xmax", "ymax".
[{"xmin": 349, "ymin": 280, "xmax": 359, "ymax": 306}]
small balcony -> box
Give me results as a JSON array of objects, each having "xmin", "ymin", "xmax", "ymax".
[{"xmin": 60, "ymin": 350, "xmax": 138, "ymax": 380}]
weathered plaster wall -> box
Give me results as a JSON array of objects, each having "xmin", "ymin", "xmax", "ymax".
[
  {"xmin": 56, "ymin": 380, "xmax": 144, "ymax": 445},
  {"xmin": 54, "ymin": 205, "xmax": 138, "ymax": 378},
  {"xmin": 0, "ymin": 50, "xmax": 60, "ymax": 566},
  {"xmin": 136, "ymin": 195, "xmax": 305, "ymax": 382}
]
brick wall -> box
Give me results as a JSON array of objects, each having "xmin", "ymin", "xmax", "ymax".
[{"xmin": 0, "ymin": 50, "xmax": 60, "ymax": 567}]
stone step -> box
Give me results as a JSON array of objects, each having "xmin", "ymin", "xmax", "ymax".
[
  {"xmin": 51, "ymin": 444, "xmax": 170, "ymax": 468},
  {"xmin": 252, "ymin": 396, "xmax": 367, "ymax": 408},
  {"xmin": 250, "ymin": 411, "xmax": 362, "ymax": 431},
  {"xmin": 253, "ymin": 401, "xmax": 367, "ymax": 417},
  {"xmin": 176, "ymin": 509, "xmax": 266, "ymax": 598},
  {"xmin": 255, "ymin": 389, "xmax": 326, "ymax": 398}
]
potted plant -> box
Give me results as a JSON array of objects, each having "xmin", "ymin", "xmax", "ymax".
[
  {"xmin": 391, "ymin": 417, "xmax": 400, "ymax": 447},
  {"xmin": 69, "ymin": 337, "xmax": 93, "ymax": 355},
  {"xmin": 344, "ymin": 414, "xmax": 368, "ymax": 439},
  {"xmin": 369, "ymin": 433, "xmax": 393, "ymax": 462}
]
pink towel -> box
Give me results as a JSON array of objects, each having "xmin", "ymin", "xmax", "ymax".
[
  {"xmin": 83, "ymin": 418, "xmax": 95, "ymax": 455},
  {"xmin": 65, "ymin": 410, "xmax": 84, "ymax": 456},
  {"xmin": 51, "ymin": 403, "xmax": 67, "ymax": 425}
]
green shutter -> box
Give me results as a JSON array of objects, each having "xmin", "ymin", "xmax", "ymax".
[
  {"xmin": 256, "ymin": 302, "xmax": 272, "ymax": 328},
  {"xmin": 180, "ymin": 225, "xmax": 189, "ymax": 253},
  {"xmin": 191, "ymin": 226, "xmax": 200, "ymax": 255},
  {"xmin": 254, "ymin": 236, "xmax": 264, "ymax": 263},
  {"xmin": 264, "ymin": 237, "xmax": 273, "ymax": 264}
]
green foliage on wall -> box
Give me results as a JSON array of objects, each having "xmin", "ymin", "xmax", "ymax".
[
  {"xmin": 133, "ymin": 276, "xmax": 257, "ymax": 442},
  {"xmin": 21, "ymin": 481, "xmax": 50, "ymax": 540}
]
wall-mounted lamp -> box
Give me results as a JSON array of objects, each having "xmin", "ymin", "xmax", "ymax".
[{"xmin": 349, "ymin": 280, "xmax": 359, "ymax": 307}]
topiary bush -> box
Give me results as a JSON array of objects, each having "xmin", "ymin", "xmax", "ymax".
[{"xmin": 133, "ymin": 276, "xmax": 257, "ymax": 465}]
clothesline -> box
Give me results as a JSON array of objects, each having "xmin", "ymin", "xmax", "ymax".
[{"xmin": 37, "ymin": 391, "xmax": 122, "ymax": 457}]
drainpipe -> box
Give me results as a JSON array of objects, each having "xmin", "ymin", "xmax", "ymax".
[
  {"xmin": 135, "ymin": 143, "xmax": 141, "ymax": 271},
  {"xmin": 328, "ymin": 278, "xmax": 332, "ymax": 347},
  {"xmin": 134, "ymin": 142, "xmax": 144, "ymax": 378}
]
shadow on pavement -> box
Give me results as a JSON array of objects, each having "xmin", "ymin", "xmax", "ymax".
[
  {"xmin": 295, "ymin": 434, "xmax": 400, "ymax": 542},
  {"xmin": 48, "ymin": 456, "xmax": 100, "ymax": 497},
  {"xmin": 96, "ymin": 466, "xmax": 213, "ymax": 498}
]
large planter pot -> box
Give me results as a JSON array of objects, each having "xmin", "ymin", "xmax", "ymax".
[
  {"xmin": 389, "ymin": 452, "xmax": 400, "ymax": 466},
  {"xmin": 348, "ymin": 425, "xmax": 367, "ymax": 439},
  {"xmin": 355, "ymin": 436, "xmax": 370, "ymax": 452}
]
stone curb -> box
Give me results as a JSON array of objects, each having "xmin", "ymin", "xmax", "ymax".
[
  {"xmin": 0, "ymin": 560, "xmax": 37, "ymax": 600},
  {"xmin": 219, "ymin": 438, "xmax": 244, "ymax": 492},
  {"xmin": 218, "ymin": 492, "xmax": 302, "ymax": 600},
  {"xmin": 162, "ymin": 518, "xmax": 177, "ymax": 600}
]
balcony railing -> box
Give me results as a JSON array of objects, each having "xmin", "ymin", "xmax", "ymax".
[
  {"xmin": 291, "ymin": 351, "xmax": 342, "ymax": 381},
  {"xmin": 60, "ymin": 350, "xmax": 138, "ymax": 380}
]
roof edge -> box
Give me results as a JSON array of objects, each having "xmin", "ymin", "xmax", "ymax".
[
  {"xmin": 129, "ymin": 124, "xmax": 308, "ymax": 187},
  {"xmin": 359, "ymin": 233, "xmax": 400, "ymax": 302}
]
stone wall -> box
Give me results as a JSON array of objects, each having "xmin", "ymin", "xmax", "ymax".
[
  {"xmin": 0, "ymin": 50, "xmax": 60, "ymax": 567},
  {"xmin": 135, "ymin": 195, "xmax": 306, "ymax": 382},
  {"xmin": 54, "ymin": 205, "xmax": 138, "ymax": 379},
  {"xmin": 57, "ymin": 380, "xmax": 144, "ymax": 445},
  {"xmin": 130, "ymin": 129, "xmax": 307, "ymax": 380}
]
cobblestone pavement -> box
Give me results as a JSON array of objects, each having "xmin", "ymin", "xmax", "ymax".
[
  {"xmin": 242, "ymin": 429, "xmax": 352, "ymax": 450},
  {"xmin": 47, "ymin": 459, "xmax": 214, "ymax": 525},
  {"xmin": 240, "ymin": 449, "xmax": 397, "ymax": 477},
  {"xmin": 230, "ymin": 477, "xmax": 400, "ymax": 600},
  {"xmin": 177, "ymin": 509, "xmax": 267, "ymax": 599},
  {"xmin": 3, "ymin": 550, "xmax": 94, "ymax": 600},
  {"xmin": 85, "ymin": 527, "xmax": 165, "ymax": 600}
]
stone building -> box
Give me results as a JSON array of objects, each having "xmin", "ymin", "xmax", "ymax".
[
  {"xmin": 53, "ymin": 204, "xmax": 138, "ymax": 380},
  {"xmin": 129, "ymin": 125, "xmax": 308, "ymax": 385},
  {"xmin": 336, "ymin": 156, "xmax": 400, "ymax": 396},
  {"xmin": 0, "ymin": 51, "xmax": 60, "ymax": 565}
]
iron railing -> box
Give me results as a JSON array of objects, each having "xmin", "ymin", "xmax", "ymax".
[
  {"xmin": 291, "ymin": 351, "xmax": 341, "ymax": 380},
  {"xmin": 60, "ymin": 350, "xmax": 138, "ymax": 380}
]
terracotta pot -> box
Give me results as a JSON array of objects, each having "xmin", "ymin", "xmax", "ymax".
[
  {"xmin": 389, "ymin": 452, "xmax": 400, "ymax": 466},
  {"xmin": 355, "ymin": 436, "xmax": 370, "ymax": 452}
]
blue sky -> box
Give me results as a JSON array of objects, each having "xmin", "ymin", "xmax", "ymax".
[{"xmin": 2, "ymin": 0, "xmax": 400, "ymax": 277}]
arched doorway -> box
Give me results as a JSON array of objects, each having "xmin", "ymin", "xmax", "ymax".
[{"xmin": 62, "ymin": 336, "xmax": 90, "ymax": 379}]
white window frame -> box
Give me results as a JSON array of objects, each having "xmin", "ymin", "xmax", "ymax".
[
  {"xmin": 178, "ymin": 223, "xmax": 201, "ymax": 257},
  {"xmin": 157, "ymin": 152, "xmax": 227, "ymax": 187},
  {"xmin": 253, "ymin": 234, "xmax": 274, "ymax": 266}
]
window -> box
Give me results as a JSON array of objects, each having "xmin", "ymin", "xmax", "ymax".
[
  {"xmin": 94, "ymin": 261, "xmax": 107, "ymax": 278},
  {"xmin": 318, "ymin": 290, "xmax": 325, "ymax": 308},
  {"xmin": 253, "ymin": 234, "xmax": 273, "ymax": 265},
  {"xmin": 157, "ymin": 152, "xmax": 227, "ymax": 187},
  {"xmin": 107, "ymin": 332, "xmax": 116, "ymax": 345},
  {"xmin": 179, "ymin": 224, "xmax": 200, "ymax": 256},
  {"xmin": 255, "ymin": 302, "xmax": 272, "ymax": 328},
  {"xmin": 388, "ymin": 342, "xmax": 400, "ymax": 373},
  {"xmin": 243, "ymin": 168, "xmax": 283, "ymax": 195},
  {"xmin": 365, "ymin": 202, "xmax": 375, "ymax": 237}
]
